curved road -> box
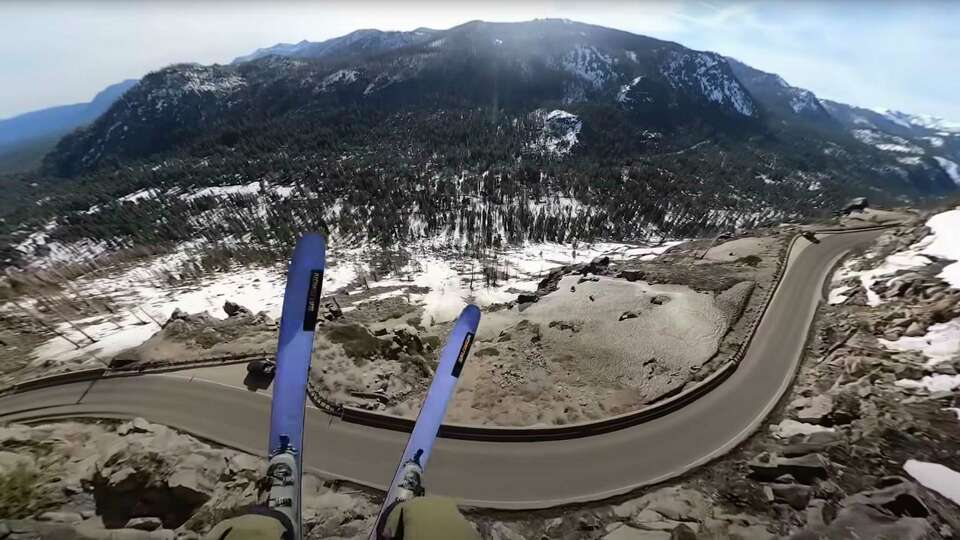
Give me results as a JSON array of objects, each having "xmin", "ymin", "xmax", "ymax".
[{"xmin": 0, "ymin": 230, "xmax": 881, "ymax": 509}]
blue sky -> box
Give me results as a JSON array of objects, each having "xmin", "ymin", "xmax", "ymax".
[{"xmin": 1, "ymin": 0, "xmax": 958, "ymax": 120}]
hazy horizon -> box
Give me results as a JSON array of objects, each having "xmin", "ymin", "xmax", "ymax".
[{"xmin": 2, "ymin": 1, "xmax": 958, "ymax": 120}]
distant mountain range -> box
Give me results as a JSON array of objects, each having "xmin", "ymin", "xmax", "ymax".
[
  {"xmin": 2, "ymin": 19, "xmax": 959, "ymax": 266},
  {"xmin": 0, "ymin": 79, "xmax": 138, "ymax": 173},
  {"xmin": 231, "ymin": 28, "xmax": 440, "ymax": 64}
]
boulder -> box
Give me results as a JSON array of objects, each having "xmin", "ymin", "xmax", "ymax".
[
  {"xmin": 781, "ymin": 431, "xmax": 841, "ymax": 457},
  {"xmin": 38, "ymin": 512, "xmax": 83, "ymax": 523},
  {"xmin": 517, "ymin": 293, "xmax": 538, "ymax": 304},
  {"xmin": 670, "ymin": 524, "xmax": 697, "ymax": 540},
  {"xmin": 162, "ymin": 309, "xmax": 189, "ymax": 328},
  {"xmin": 650, "ymin": 295, "xmax": 671, "ymax": 305},
  {"xmin": 771, "ymin": 484, "xmax": 812, "ymax": 510},
  {"xmin": 930, "ymin": 296, "xmax": 959, "ymax": 323},
  {"xmin": 748, "ymin": 452, "xmax": 830, "ymax": 484},
  {"xmin": 621, "ymin": 269, "xmax": 646, "ymax": 282},
  {"xmin": 619, "ymin": 311, "xmax": 640, "ymax": 321},
  {"xmin": 587, "ymin": 256, "xmax": 611, "ymax": 272},
  {"xmin": 843, "ymin": 481, "xmax": 928, "ymax": 518},
  {"xmin": 792, "ymin": 504, "xmax": 933, "ymax": 540},
  {"xmin": 125, "ymin": 517, "xmax": 162, "ymax": 531},
  {"xmin": 641, "ymin": 486, "xmax": 711, "ymax": 522},
  {"xmin": 222, "ymin": 301, "xmax": 251, "ymax": 318},
  {"xmin": 792, "ymin": 394, "xmax": 835, "ymax": 424},
  {"xmin": 903, "ymin": 321, "xmax": 926, "ymax": 337}
]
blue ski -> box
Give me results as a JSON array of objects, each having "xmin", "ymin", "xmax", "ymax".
[
  {"xmin": 265, "ymin": 233, "xmax": 326, "ymax": 539},
  {"xmin": 372, "ymin": 304, "xmax": 481, "ymax": 537}
]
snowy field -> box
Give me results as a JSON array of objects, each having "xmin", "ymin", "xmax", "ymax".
[{"xmin": 7, "ymin": 238, "xmax": 679, "ymax": 372}]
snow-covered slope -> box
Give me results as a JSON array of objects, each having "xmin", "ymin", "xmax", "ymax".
[
  {"xmin": 660, "ymin": 51, "xmax": 755, "ymax": 116},
  {"xmin": 879, "ymin": 109, "xmax": 960, "ymax": 134},
  {"xmin": 529, "ymin": 109, "xmax": 582, "ymax": 157}
]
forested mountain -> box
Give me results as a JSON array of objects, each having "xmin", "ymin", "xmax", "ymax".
[
  {"xmin": 0, "ymin": 79, "xmax": 138, "ymax": 173},
  {"xmin": 3, "ymin": 19, "xmax": 959, "ymax": 268}
]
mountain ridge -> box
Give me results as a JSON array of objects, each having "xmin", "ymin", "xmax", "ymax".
[
  {"xmin": 2, "ymin": 18, "xmax": 959, "ymax": 267},
  {"xmin": 0, "ymin": 79, "xmax": 138, "ymax": 173}
]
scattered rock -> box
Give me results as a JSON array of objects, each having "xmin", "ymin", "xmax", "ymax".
[
  {"xmin": 603, "ymin": 525, "xmax": 671, "ymax": 540},
  {"xmin": 670, "ymin": 524, "xmax": 697, "ymax": 540},
  {"xmin": 587, "ymin": 256, "xmax": 611, "ymax": 273},
  {"xmin": 222, "ymin": 301, "xmax": 251, "ymax": 317},
  {"xmin": 794, "ymin": 504, "xmax": 933, "ymax": 540},
  {"xmin": 487, "ymin": 522, "xmax": 525, "ymax": 540},
  {"xmin": 640, "ymin": 486, "xmax": 711, "ymax": 522},
  {"xmin": 38, "ymin": 512, "xmax": 83, "ymax": 523},
  {"xmin": 126, "ymin": 517, "xmax": 163, "ymax": 531},
  {"xmin": 781, "ymin": 430, "xmax": 841, "ymax": 457},
  {"xmin": 163, "ymin": 308, "xmax": 189, "ymax": 328},
  {"xmin": 578, "ymin": 515, "xmax": 602, "ymax": 531},
  {"xmin": 790, "ymin": 394, "xmax": 835, "ymax": 425},
  {"xmin": 117, "ymin": 417, "xmax": 152, "ymax": 436}
]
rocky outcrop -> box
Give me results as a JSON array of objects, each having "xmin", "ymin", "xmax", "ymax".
[{"xmin": 0, "ymin": 419, "xmax": 377, "ymax": 538}]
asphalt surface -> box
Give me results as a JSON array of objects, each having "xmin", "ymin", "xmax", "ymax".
[{"xmin": 0, "ymin": 229, "xmax": 881, "ymax": 509}]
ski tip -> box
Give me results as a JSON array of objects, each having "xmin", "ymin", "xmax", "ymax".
[
  {"xmin": 297, "ymin": 232, "xmax": 327, "ymax": 253},
  {"xmin": 458, "ymin": 304, "xmax": 481, "ymax": 329}
]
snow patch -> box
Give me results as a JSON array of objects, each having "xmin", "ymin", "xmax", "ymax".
[
  {"xmin": 877, "ymin": 143, "xmax": 924, "ymax": 154},
  {"xmin": 880, "ymin": 317, "xmax": 960, "ymax": 366},
  {"xmin": 616, "ymin": 76, "xmax": 650, "ymax": 104},
  {"xmin": 320, "ymin": 69, "xmax": 358, "ymax": 90},
  {"xmin": 828, "ymin": 285, "xmax": 852, "ymax": 305},
  {"xmin": 120, "ymin": 188, "xmax": 159, "ymax": 203},
  {"xmin": 880, "ymin": 110, "xmax": 960, "ymax": 134},
  {"xmin": 184, "ymin": 182, "xmax": 262, "ymax": 200},
  {"xmin": 934, "ymin": 156, "xmax": 960, "ymax": 185},
  {"xmin": 895, "ymin": 374, "xmax": 960, "ymax": 393},
  {"xmin": 903, "ymin": 460, "xmax": 960, "ymax": 505},
  {"xmin": 897, "ymin": 156, "xmax": 923, "ymax": 166},
  {"xmin": 789, "ymin": 90, "xmax": 820, "ymax": 114}
]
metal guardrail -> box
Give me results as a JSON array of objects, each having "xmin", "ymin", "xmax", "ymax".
[
  {"xmin": 338, "ymin": 230, "xmax": 805, "ymax": 440},
  {"xmin": 336, "ymin": 225, "xmax": 893, "ymax": 440}
]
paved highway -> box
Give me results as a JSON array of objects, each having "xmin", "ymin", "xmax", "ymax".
[{"xmin": 0, "ymin": 230, "xmax": 881, "ymax": 509}]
